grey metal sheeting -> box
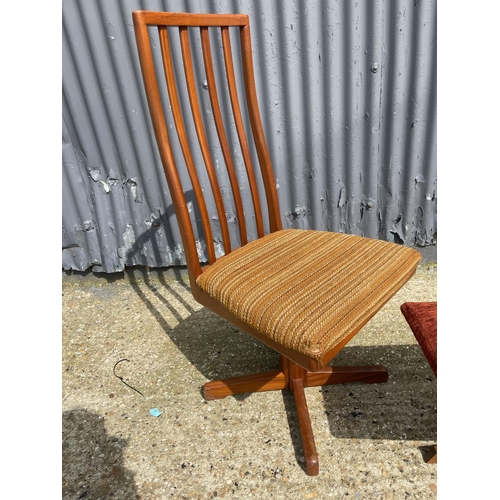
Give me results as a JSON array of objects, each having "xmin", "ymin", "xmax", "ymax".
[{"xmin": 62, "ymin": 0, "xmax": 437, "ymax": 273}]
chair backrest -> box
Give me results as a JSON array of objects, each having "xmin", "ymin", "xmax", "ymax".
[{"xmin": 133, "ymin": 11, "xmax": 282, "ymax": 286}]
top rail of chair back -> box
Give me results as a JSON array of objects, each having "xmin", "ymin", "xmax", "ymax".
[{"xmin": 133, "ymin": 11, "xmax": 249, "ymax": 27}]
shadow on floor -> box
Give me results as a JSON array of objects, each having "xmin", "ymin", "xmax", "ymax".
[
  {"xmin": 62, "ymin": 409, "xmax": 138, "ymax": 500},
  {"xmin": 322, "ymin": 344, "xmax": 437, "ymax": 442},
  {"xmin": 128, "ymin": 269, "xmax": 280, "ymax": 388}
]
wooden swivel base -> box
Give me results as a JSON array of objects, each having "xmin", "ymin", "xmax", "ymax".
[{"xmin": 204, "ymin": 355, "xmax": 388, "ymax": 476}]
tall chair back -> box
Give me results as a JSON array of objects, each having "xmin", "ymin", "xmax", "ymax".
[{"xmin": 133, "ymin": 11, "xmax": 281, "ymax": 287}]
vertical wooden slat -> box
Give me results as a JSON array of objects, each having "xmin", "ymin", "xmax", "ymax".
[
  {"xmin": 132, "ymin": 13, "xmax": 202, "ymax": 282},
  {"xmin": 200, "ymin": 26, "xmax": 248, "ymax": 246},
  {"xmin": 239, "ymin": 25, "xmax": 282, "ymax": 233},
  {"xmin": 179, "ymin": 26, "xmax": 233, "ymax": 255},
  {"xmin": 158, "ymin": 26, "xmax": 217, "ymax": 265},
  {"xmin": 221, "ymin": 26, "xmax": 265, "ymax": 238}
]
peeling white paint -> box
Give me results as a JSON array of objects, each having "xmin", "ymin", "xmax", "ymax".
[
  {"xmin": 89, "ymin": 168, "xmax": 101, "ymax": 181},
  {"xmin": 195, "ymin": 240, "xmax": 207, "ymax": 262},
  {"xmin": 116, "ymin": 224, "xmax": 136, "ymax": 269},
  {"xmin": 98, "ymin": 180, "xmax": 110, "ymax": 193},
  {"xmin": 214, "ymin": 241, "xmax": 225, "ymax": 258}
]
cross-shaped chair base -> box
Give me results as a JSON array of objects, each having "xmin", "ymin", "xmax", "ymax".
[{"xmin": 204, "ymin": 355, "xmax": 388, "ymax": 476}]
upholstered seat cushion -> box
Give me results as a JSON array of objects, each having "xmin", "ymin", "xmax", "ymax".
[
  {"xmin": 400, "ymin": 302, "xmax": 437, "ymax": 376},
  {"xmin": 196, "ymin": 229, "xmax": 422, "ymax": 362}
]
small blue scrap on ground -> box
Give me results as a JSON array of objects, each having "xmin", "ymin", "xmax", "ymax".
[{"xmin": 149, "ymin": 408, "xmax": 162, "ymax": 417}]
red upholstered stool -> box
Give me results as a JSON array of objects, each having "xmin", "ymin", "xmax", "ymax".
[
  {"xmin": 400, "ymin": 302, "xmax": 437, "ymax": 377},
  {"xmin": 400, "ymin": 301, "xmax": 437, "ymax": 463}
]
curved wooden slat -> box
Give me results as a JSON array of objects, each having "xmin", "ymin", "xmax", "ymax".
[
  {"xmin": 132, "ymin": 14, "xmax": 202, "ymax": 282},
  {"xmin": 158, "ymin": 25, "xmax": 217, "ymax": 265},
  {"xmin": 179, "ymin": 26, "xmax": 232, "ymax": 255},
  {"xmin": 221, "ymin": 26, "xmax": 265, "ymax": 238},
  {"xmin": 200, "ymin": 26, "xmax": 248, "ymax": 246}
]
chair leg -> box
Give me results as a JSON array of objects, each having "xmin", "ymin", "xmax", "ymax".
[
  {"xmin": 306, "ymin": 365, "xmax": 389, "ymax": 387},
  {"xmin": 202, "ymin": 357, "xmax": 388, "ymax": 475},
  {"xmin": 292, "ymin": 377, "xmax": 319, "ymax": 476}
]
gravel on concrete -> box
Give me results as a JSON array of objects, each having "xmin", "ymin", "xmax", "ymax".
[{"xmin": 62, "ymin": 260, "xmax": 437, "ymax": 500}]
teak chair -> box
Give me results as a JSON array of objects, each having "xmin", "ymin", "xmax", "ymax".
[{"xmin": 133, "ymin": 11, "xmax": 422, "ymax": 476}]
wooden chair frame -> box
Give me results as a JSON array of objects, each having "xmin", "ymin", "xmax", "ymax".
[{"xmin": 133, "ymin": 11, "xmax": 392, "ymax": 475}]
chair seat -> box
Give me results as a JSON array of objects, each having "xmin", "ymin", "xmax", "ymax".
[{"xmin": 197, "ymin": 229, "xmax": 421, "ymax": 362}]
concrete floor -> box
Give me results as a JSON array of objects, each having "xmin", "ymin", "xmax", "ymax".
[{"xmin": 62, "ymin": 257, "xmax": 437, "ymax": 499}]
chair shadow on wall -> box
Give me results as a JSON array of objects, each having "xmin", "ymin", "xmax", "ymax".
[
  {"xmin": 124, "ymin": 198, "xmax": 436, "ymax": 466},
  {"xmin": 62, "ymin": 408, "xmax": 138, "ymax": 499}
]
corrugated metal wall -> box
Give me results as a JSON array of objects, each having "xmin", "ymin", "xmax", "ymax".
[{"xmin": 62, "ymin": 0, "xmax": 436, "ymax": 273}]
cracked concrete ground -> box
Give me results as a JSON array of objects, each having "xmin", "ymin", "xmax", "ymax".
[{"xmin": 62, "ymin": 257, "xmax": 437, "ymax": 500}]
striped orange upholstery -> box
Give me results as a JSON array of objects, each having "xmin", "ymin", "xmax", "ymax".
[{"xmin": 196, "ymin": 229, "xmax": 422, "ymax": 362}]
